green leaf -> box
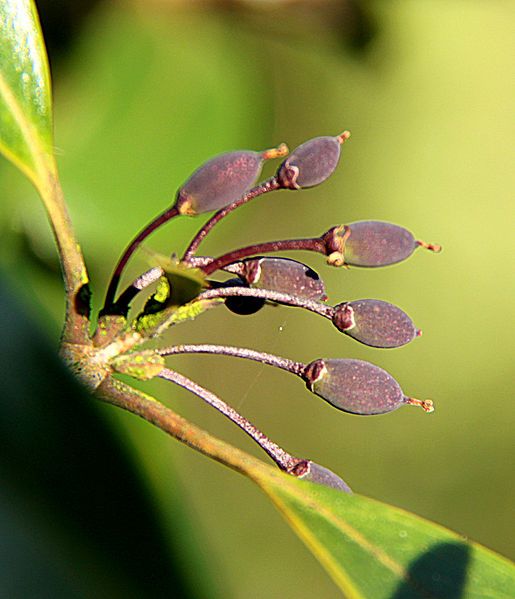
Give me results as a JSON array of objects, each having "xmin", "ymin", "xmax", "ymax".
[
  {"xmin": 0, "ymin": 0, "xmax": 54, "ymax": 187},
  {"xmin": 147, "ymin": 251, "xmax": 207, "ymax": 307},
  {"xmin": 253, "ymin": 471, "xmax": 515, "ymax": 598},
  {"xmin": 0, "ymin": 269, "xmax": 221, "ymax": 598}
]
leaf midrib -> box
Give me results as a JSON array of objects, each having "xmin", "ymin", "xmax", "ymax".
[
  {"xmin": 259, "ymin": 476, "xmax": 441, "ymax": 598},
  {"xmin": 0, "ymin": 69, "xmax": 51, "ymax": 185}
]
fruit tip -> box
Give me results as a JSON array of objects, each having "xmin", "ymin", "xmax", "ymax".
[
  {"xmin": 417, "ymin": 240, "xmax": 442, "ymax": 253},
  {"xmin": 406, "ymin": 397, "xmax": 435, "ymax": 413},
  {"xmin": 262, "ymin": 143, "xmax": 289, "ymax": 160},
  {"xmin": 337, "ymin": 130, "xmax": 351, "ymax": 144}
]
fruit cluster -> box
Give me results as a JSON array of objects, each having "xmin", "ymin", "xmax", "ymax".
[{"xmin": 99, "ymin": 132, "xmax": 440, "ymax": 492}]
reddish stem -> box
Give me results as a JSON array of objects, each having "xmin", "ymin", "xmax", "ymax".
[
  {"xmin": 159, "ymin": 368, "xmax": 303, "ymax": 472},
  {"xmin": 197, "ymin": 286, "xmax": 334, "ymax": 319},
  {"xmin": 201, "ymin": 237, "xmax": 326, "ymax": 276},
  {"xmin": 102, "ymin": 206, "xmax": 179, "ymax": 312},
  {"xmin": 159, "ymin": 343, "xmax": 305, "ymax": 376},
  {"xmin": 182, "ymin": 178, "xmax": 280, "ymax": 261}
]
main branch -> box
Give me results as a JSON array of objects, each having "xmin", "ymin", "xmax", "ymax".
[{"xmin": 95, "ymin": 376, "xmax": 283, "ymax": 481}]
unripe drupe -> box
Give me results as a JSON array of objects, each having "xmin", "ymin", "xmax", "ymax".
[
  {"xmin": 341, "ymin": 221, "xmax": 441, "ymax": 267},
  {"xmin": 303, "ymin": 358, "xmax": 433, "ymax": 415},
  {"xmin": 241, "ymin": 257, "xmax": 327, "ymax": 301},
  {"xmin": 277, "ymin": 131, "xmax": 350, "ymax": 190},
  {"xmin": 175, "ymin": 144, "xmax": 288, "ymax": 215},
  {"xmin": 292, "ymin": 460, "xmax": 352, "ymax": 494},
  {"xmin": 104, "ymin": 129, "xmax": 440, "ymax": 485},
  {"xmin": 332, "ymin": 299, "xmax": 419, "ymax": 348}
]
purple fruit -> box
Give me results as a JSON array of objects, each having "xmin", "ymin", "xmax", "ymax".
[
  {"xmin": 303, "ymin": 358, "xmax": 434, "ymax": 415},
  {"xmin": 342, "ymin": 221, "xmax": 417, "ymax": 267},
  {"xmin": 175, "ymin": 144, "xmax": 287, "ymax": 215},
  {"xmin": 332, "ymin": 299, "xmax": 419, "ymax": 348},
  {"xmin": 241, "ymin": 257, "xmax": 327, "ymax": 301},
  {"xmin": 293, "ymin": 460, "xmax": 352, "ymax": 493},
  {"xmin": 277, "ymin": 131, "xmax": 350, "ymax": 189}
]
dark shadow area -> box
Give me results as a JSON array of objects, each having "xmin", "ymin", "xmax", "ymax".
[
  {"xmin": 34, "ymin": 0, "xmax": 106, "ymax": 67},
  {"xmin": 0, "ymin": 272, "xmax": 212, "ymax": 598},
  {"xmin": 33, "ymin": 0, "xmax": 378, "ymax": 67},
  {"xmin": 391, "ymin": 541, "xmax": 470, "ymax": 599},
  {"xmin": 218, "ymin": 0, "xmax": 378, "ymax": 58}
]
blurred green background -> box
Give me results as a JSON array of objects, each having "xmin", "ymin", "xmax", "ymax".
[{"xmin": 1, "ymin": 0, "xmax": 514, "ymax": 597}]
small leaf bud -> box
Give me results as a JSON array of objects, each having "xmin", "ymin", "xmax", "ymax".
[
  {"xmin": 175, "ymin": 144, "xmax": 288, "ymax": 215},
  {"xmin": 277, "ymin": 131, "xmax": 350, "ymax": 190},
  {"xmin": 303, "ymin": 358, "xmax": 433, "ymax": 415},
  {"xmin": 241, "ymin": 257, "xmax": 327, "ymax": 301},
  {"xmin": 292, "ymin": 460, "xmax": 352, "ymax": 494},
  {"xmin": 332, "ymin": 299, "xmax": 418, "ymax": 348}
]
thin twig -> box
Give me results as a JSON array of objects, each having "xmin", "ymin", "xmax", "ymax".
[
  {"xmin": 159, "ymin": 343, "xmax": 306, "ymax": 376},
  {"xmin": 197, "ymin": 286, "xmax": 334, "ymax": 319},
  {"xmin": 95, "ymin": 376, "xmax": 282, "ymax": 478},
  {"xmin": 201, "ymin": 237, "xmax": 326, "ymax": 276},
  {"xmin": 158, "ymin": 368, "xmax": 303, "ymax": 472},
  {"xmin": 40, "ymin": 170, "xmax": 91, "ymax": 344},
  {"xmin": 182, "ymin": 177, "xmax": 280, "ymax": 261},
  {"xmin": 111, "ymin": 266, "xmax": 165, "ymax": 315},
  {"xmin": 112, "ymin": 257, "xmax": 242, "ymax": 315},
  {"xmin": 102, "ymin": 206, "xmax": 179, "ymax": 312}
]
